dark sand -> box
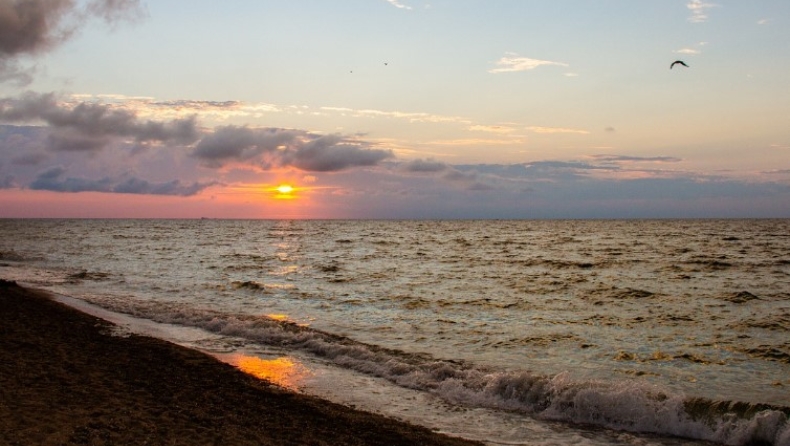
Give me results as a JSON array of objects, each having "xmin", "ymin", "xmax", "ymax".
[{"xmin": 0, "ymin": 279, "xmax": 483, "ymax": 446}]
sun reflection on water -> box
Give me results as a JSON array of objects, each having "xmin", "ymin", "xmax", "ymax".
[{"xmin": 229, "ymin": 354, "xmax": 311, "ymax": 390}]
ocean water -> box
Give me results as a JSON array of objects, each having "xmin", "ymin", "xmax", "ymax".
[{"xmin": 1, "ymin": 219, "xmax": 788, "ymax": 445}]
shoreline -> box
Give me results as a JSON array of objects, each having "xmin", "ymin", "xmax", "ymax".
[{"xmin": 0, "ymin": 279, "xmax": 483, "ymax": 446}]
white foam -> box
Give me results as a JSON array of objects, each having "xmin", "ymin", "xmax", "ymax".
[
  {"xmin": 63, "ymin": 293, "xmax": 790, "ymax": 446},
  {"xmin": 51, "ymin": 293, "xmax": 639, "ymax": 445}
]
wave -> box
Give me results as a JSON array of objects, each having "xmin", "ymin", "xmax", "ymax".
[
  {"xmin": 0, "ymin": 250, "xmax": 43, "ymax": 262},
  {"xmin": 80, "ymin": 295, "xmax": 790, "ymax": 446}
]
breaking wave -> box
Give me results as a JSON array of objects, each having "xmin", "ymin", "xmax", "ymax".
[{"xmin": 83, "ymin": 296, "xmax": 790, "ymax": 446}]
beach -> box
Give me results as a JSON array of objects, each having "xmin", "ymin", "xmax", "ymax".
[{"xmin": 0, "ymin": 279, "xmax": 482, "ymax": 446}]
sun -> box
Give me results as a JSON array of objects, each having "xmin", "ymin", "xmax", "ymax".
[
  {"xmin": 271, "ymin": 183, "xmax": 298, "ymax": 200},
  {"xmin": 276, "ymin": 184, "xmax": 294, "ymax": 194}
]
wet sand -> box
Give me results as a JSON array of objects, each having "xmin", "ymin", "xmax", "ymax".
[{"xmin": 0, "ymin": 279, "xmax": 482, "ymax": 446}]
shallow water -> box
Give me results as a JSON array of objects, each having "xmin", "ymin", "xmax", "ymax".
[{"xmin": 1, "ymin": 219, "xmax": 788, "ymax": 445}]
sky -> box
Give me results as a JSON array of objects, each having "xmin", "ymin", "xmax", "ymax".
[{"xmin": 1, "ymin": 0, "xmax": 789, "ymax": 219}]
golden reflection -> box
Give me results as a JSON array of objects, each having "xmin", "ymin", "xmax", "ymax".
[
  {"xmin": 230, "ymin": 354, "xmax": 311, "ymax": 390},
  {"xmin": 267, "ymin": 313, "xmax": 289, "ymax": 321}
]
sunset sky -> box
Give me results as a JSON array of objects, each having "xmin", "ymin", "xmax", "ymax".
[{"xmin": 1, "ymin": 0, "xmax": 789, "ymax": 218}]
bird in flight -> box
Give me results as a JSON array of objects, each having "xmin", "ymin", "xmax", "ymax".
[{"xmin": 670, "ymin": 60, "xmax": 689, "ymax": 69}]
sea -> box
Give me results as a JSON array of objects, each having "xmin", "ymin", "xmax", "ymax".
[{"xmin": 1, "ymin": 219, "xmax": 788, "ymax": 446}]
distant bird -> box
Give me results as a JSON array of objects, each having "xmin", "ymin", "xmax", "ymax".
[
  {"xmin": 384, "ymin": 62, "xmax": 388, "ymax": 66},
  {"xmin": 670, "ymin": 60, "xmax": 689, "ymax": 69}
]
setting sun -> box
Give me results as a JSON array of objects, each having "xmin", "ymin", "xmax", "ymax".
[
  {"xmin": 271, "ymin": 183, "xmax": 298, "ymax": 200},
  {"xmin": 276, "ymin": 184, "xmax": 294, "ymax": 194}
]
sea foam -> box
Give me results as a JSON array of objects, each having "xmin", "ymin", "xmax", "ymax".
[{"xmin": 82, "ymin": 295, "xmax": 790, "ymax": 446}]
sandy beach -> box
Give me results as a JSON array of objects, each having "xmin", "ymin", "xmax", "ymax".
[{"xmin": 0, "ymin": 279, "xmax": 483, "ymax": 446}]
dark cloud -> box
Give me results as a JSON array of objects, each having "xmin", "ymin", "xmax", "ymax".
[
  {"xmin": 29, "ymin": 166, "xmax": 113, "ymax": 192},
  {"xmin": 11, "ymin": 151, "xmax": 48, "ymax": 165},
  {"xmin": 0, "ymin": 92, "xmax": 200, "ymax": 151},
  {"xmin": 523, "ymin": 160, "xmax": 610, "ymax": 171},
  {"xmin": 591, "ymin": 154, "xmax": 682, "ymax": 163},
  {"xmin": 0, "ymin": 0, "xmax": 144, "ymax": 83},
  {"xmin": 451, "ymin": 161, "xmax": 616, "ymax": 184},
  {"xmin": 0, "ymin": 0, "xmax": 74, "ymax": 57},
  {"xmin": 462, "ymin": 158, "xmax": 680, "ymax": 181},
  {"xmin": 192, "ymin": 125, "xmax": 301, "ymax": 165},
  {"xmin": 290, "ymin": 134, "xmax": 392, "ymax": 172},
  {"xmin": 397, "ymin": 160, "xmax": 497, "ymax": 191},
  {"xmin": 443, "ymin": 168, "xmax": 497, "ymax": 191},
  {"xmin": 193, "ymin": 126, "xmax": 393, "ymax": 172},
  {"xmin": 0, "ymin": 124, "xmax": 46, "ymax": 157},
  {"xmin": 443, "ymin": 168, "xmax": 478, "ymax": 183},
  {"xmin": 0, "ymin": 91, "xmax": 58, "ymax": 120},
  {"xmin": 401, "ymin": 159, "xmax": 448, "ymax": 173},
  {"xmin": 28, "ymin": 166, "xmax": 215, "ymax": 196},
  {"xmin": 397, "ymin": 159, "xmax": 496, "ymax": 190},
  {"xmin": 46, "ymin": 130, "xmax": 110, "ymax": 152},
  {"xmin": 112, "ymin": 177, "xmax": 216, "ymax": 196}
]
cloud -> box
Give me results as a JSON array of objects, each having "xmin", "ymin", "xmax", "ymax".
[
  {"xmin": 397, "ymin": 158, "xmax": 494, "ymax": 191},
  {"xmin": 84, "ymin": 97, "xmax": 480, "ymax": 131},
  {"xmin": 29, "ymin": 166, "xmax": 214, "ymax": 196},
  {"xmin": 11, "ymin": 151, "xmax": 48, "ymax": 166},
  {"xmin": 527, "ymin": 126, "xmax": 589, "ymax": 135},
  {"xmin": 192, "ymin": 125, "xmax": 301, "ymax": 165},
  {"xmin": 320, "ymin": 106, "xmax": 471, "ymax": 125},
  {"xmin": 0, "ymin": 98, "xmax": 397, "ymax": 199},
  {"xmin": 590, "ymin": 155, "xmax": 682, "ymax": 163},
  {"xmin": 489, "ymin": 53, "xmax": 568, "ymax": 73},
  {"xmin": 0, "ymin": 58, "xmax": 33, "ymax": 86},
  {"xmin": 384, "ymin": 0, "xmax": 412, "ymax": 10},
  {"xmin": 427, "ymin": 138, "xmax": 522, "ymax": 146},
  {"xmin": 83, "ymin": 0, "xmax": 146, "ymax": 24},
  {"xmin": 0, "ymin": 92, "xmax": 200, "ymax": 151},
  {"xmin": 3, "ymin": 127, "xmax": 790, "ymax": 217},
  {"xmin": 469, "ymin": 125, "xmax": 515, "ymax": 134},
  {"xmin": 192, "ymin": 125, "xmax": 393, "ymax": 172},
  {"xmin": 69, "ymin": 95, "xmax": 288, "ymax": 125},
  {"xmin": 675, "ymin": 41, "xmax": 707, "ymax": 55},
  {"xmin": 0, "ymin": 0, "xmax": 145, "ymax": 84},
  {"xmin": 439, "ymin": 165, "xmax": 494, "ymax": 191},
  {"xmin": 112, "ymin": 177, "xmax": 216, "ymax": 196},
  {"xmin": 0, "ymin": 0, "xmax": 75, "ymax": 57},
  {"xmin": 522, "ymin": 160, "xmax": 613, "ymax": 175},
  {"xmin": 687, "ymin": 0, "xmax": 717, "ymax": 23},
  {"xmin": 455, "ymin": 159, "xmax": 667, "ymax": 185},
  {"xmin": 401, "ymin": 158, "xmax": 448, "ymax": 173},
  {"xmin": 289, "ymin": 134, "xmax": 393, "ymax": 172}
]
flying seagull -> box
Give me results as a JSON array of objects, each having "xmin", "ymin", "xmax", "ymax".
[{"xmin": 670, "ymin": 60, "xmax": 689, "ymax": 69}]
